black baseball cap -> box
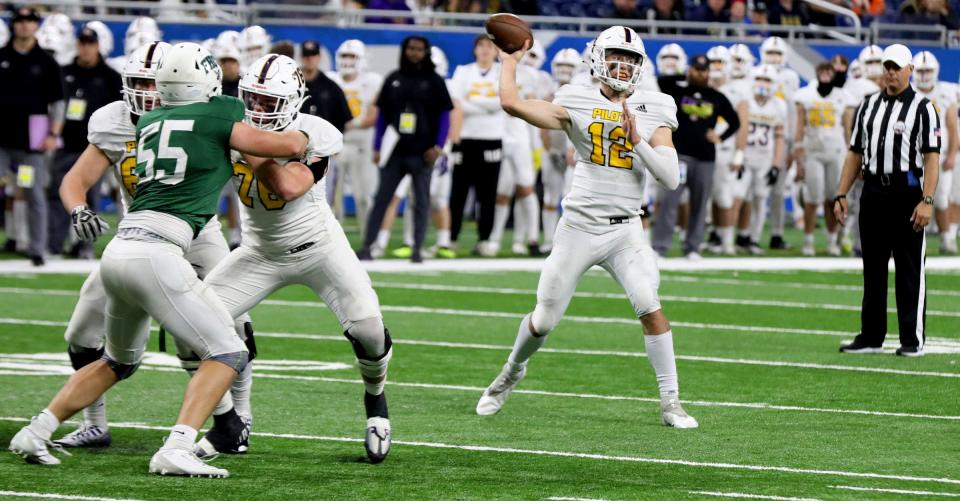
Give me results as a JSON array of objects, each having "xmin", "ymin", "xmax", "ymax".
[
  {"xmin": 752, "ymin": 0, "xmax": 769, "ymax": 11},
  {"xmin": 690, "ymin": 54, "xmax": 710, "ymax": 70},
  {"xmin": 301, "ymin": 40, "xmax": 321, "ymax": 57},
  {"xmin": 78, "ymin": 27, "xmax": 99, "ymax": 44},
  {"xmin": 12, "ymin": 7, "xmax": 41, "ymax": 23}
]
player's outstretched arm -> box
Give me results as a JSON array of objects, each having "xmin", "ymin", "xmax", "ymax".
[
  {"xmin": 230, "ymin": 122, "xmax": 309, "ymax": 159},
  {"xmin": 621, "ymin": 101, "xmax": 680, "ymax": 190},
  {"xmin": 498, "ymin": 42, "xmax": 569, "ymax": 130},
  {"xmin": 243, "ymin": 153, "xmax": 318, "ymax": 202},
  {"xmin": 60, "ymin": 144, "xmax": 113, "ymax": 212}
]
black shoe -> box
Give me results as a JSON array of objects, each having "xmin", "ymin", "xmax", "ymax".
[
  {"xmin": 839, "ymin": 338, "xmax": 883, "ymax": 354},
  {"xmin": 410, "ymin": 251, "xmax": 423, "ymax": 264},
  {"xmin": 29, "ymin": 254, "xmax": 45, "ymax": 267},
  {"xmin": 195, "ymin": 409, "xmax": 250, "ymax": 459},
  {"xmin": 895, "ymin": 345, "xmax": 924, "ymax": 357},
  {"xmin": 707, "ymin": 230, "xmax": 721, "ymax": 246},
  {"xmin": 2, "ymin": 239, "xmax": 16, "ymax": 253},
  {"xmin": 735, "ymin": 235, "xmax": 751, "ymax": 250},
  {"xmin": 528, "ymin": 242, "xmax": 542, "ymax": 257},
  {"xmin": 356, "ymin": 248, "xmax": 373, "ymax": 261},
  {"xmin": 769, "ymin": 235, "xmax": 791, "ymax": 250}
]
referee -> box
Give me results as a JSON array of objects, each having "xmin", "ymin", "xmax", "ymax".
[{"xmin": 834, "ymin": 44, "xmax": 940, "ymax": 357}]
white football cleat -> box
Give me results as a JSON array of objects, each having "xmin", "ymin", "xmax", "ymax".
[
  {"xmin": 802, "ymin": 243, "xmax": 815, "ymax": 257},
  {"xmin": 661, "ymin": 398, "xmax": 699, "ymax": 429},
  {"xmin": 149, "ymin": 447, "xmax": 229, "ymax": 478},
  {"xmin": 364, "ymin": 417, "xmax": 391, "ymax": 464},
  {"xmin": 827, "ymin": 243, "xmax": 842, "ymax": 257},
  {"xmin": 477, "ymin": 241, "xmax": 500, "ymax": 257},
  {"xmin": 54, "ymin": 424, "xmax": 111, "ymax": 448},
  {"xmin": 511, "ymin": 243, "xmax": 528, "ymax": 255},
  {"xmin": 476, "ymin": 363, "xmax": 527, "ymax": 416},
  {"xmin": 9, "ymin": 426, "xmax": 68, "ymax": 465}
]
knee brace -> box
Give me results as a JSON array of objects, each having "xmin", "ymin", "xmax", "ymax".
[
  {"xmin": 343, "ymin": 318, "xmax": 389, "ymax": 361},
  {"xmin": 68, "ymin": 345, "xmax": 104, "ymax": 371},
  {"xmin": 101, "ymin": 354, "xmax": 140, "ymax": 381}
]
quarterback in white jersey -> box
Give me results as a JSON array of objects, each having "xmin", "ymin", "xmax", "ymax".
[
  {"xmin": 731, "ymin": 65, "xmax": 788, "ymax": 254},
  {"xmin": 51, "ymin": 42, "xmax": 253, "ymax": 454},
  {"xmin": 200, "ymin": 54, "xmax": 394, "ymax": 464},
  {"xmin": 794, "ymin": 62, "xmax": 858, "ymax": 256},
  {"xmin": 476, "ymin": 27, "xmax": 697, "ymax": 429},
  {"xmin": 912, "ymin": 51, "xmax": 959, "ymax": 253},
  {"xmin": 328, "ymin": 40, "xmax": 384, "ymax": 235}
]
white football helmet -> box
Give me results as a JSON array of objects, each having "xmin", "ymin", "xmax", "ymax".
[
  {"xmin": 122, "ymin": 41, "xmax": 171, "ymax": 115},
  {"xmin": 551, "ymin": 48, "xmax": 581, "ymax": 84},
  {"xmin": 912, "ymin": 51, "xmax": 939, "ymax": 91},
  {"xmin": 752, "ymin": 64, "xmax": 778, "ymax": 99},
  {"xmin": 848, "ymin": 59, "xmax": 863, "ymax": 79},
  {"xmin": 858, "ymin": 45, "xmax": 883, "ymax": 80},
  {"xmin": 706, "ymin": 45, "xmax": 730, "ymax": 81},
  {"xmin": 239, "ymin": 54, "xmax": 306, "ymax": 131},
  {"xmin": 431, "ymin": 46, "xmax": 449, "ymax": 78},
  {"xmin": 125, "ymin": 17, "xmax": 162, "ymax": 56},
  {"xmin": 655, "ymin": 43, "xmax": 687, "ymax": 77},
  {"xmin": 760, "ymin": 36, "xmax": 788, "ymax": 67},
  {"xmin": 729, "ymin": 44, "xmax": 755, "ymax": 79},
  {"xmin": 589, "ymin": 26, "xmax": 646, "ymax": 93},
  {"xmin": 335, "ymin": 39, "xmax": 366, "ymax": 77},
  {"xmin": 212, "ymin": 30, "xmax": 241, "ymax": 62},
  {"xmin": 84, "ymin": 21, "xmax": 114, "ymax": 58},
  {"xmin": 238, "ymin": 25, "xmax": 271, "ymax": 66},
  {"xmin": 156, "ymin": 43, "xmax": 222, "ymax": 107},
  {"xmin": 522, "ymin": 39, "xmax": 546, "ymax": 69},
  {"xmin": 38, "ymin": 13, "xmax": 76, "ymax": 65}
]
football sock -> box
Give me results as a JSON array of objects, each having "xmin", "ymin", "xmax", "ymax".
[
  {"xmin": 164, "ymin": 424, "xmax": 198, "ymax": 451},
  {"xmin": 364, "ymin": 391, "xmax": 388, "ymax": 419},
  {"xmin": 83, "ymin": 395, "xmax": 107, "ymax": 429},
  {"xmin": 521, "ymin": 193, "xmax": 540, "ymax": 243},
  {"xmin": 402, "ymin": 207, "xmax": 414, "ymax": 247},
  {"xmin": 644, "ymin": 331, "xmax": 679, "ymax": 398},
  {"xmin": 375, "ymin": 229, "xmax": 390, "ymax": 250},
  {"xmin": 230, "ymin": 362, "xmax": 253, "ymax": 423},
  {"xmin": 357, "ymin": 349, "xmax": 392, "ymax": 396},
  {"xmin": 212, "ymin": 390, "xmax": 234, "ymax": 416},
  {"xmin": 804, "ymin": 233, "xmax": 815, "ymax": 246},
  {"xmin": 542, "ymin": 208, "xmax": 558, "ymax": 245},
  {"xmin": 512, "ymin": 199, "xmax": 526, "ymax": 248},
  {"xmin": 719, "ymin": 226, "xmax": 734, "ymax": 248},
  {"xmin": 507, "ymin": 313, "xmax": 546, "ymax": 366},
  {"xmin": 13, "ymin": 200, "xmax": 27, "ymax": 246},
  {"xmin": 31, "ymin": 409, "xmax": 60, "ymax": 440},
  {"xmin": 490, "ymin": 203, "xmax": 510, "ymax": 244},
  {"xmin": 827, "ymin": 230, "xmax": 838, "ymax": 246},
  {"xmin": 947, "ymin": 224, "xmax": 958, "ymax": 241},
  {"xmin": 436, "ymin": 228, "xmax": 451, "ymax": 248}
]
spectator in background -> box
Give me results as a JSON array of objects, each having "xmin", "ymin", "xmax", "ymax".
[
  {"xmin": 689, "ymin": 0, "xmax": 731, "ymax": 34},
  {"xmin": 830, "ymin": 54, "xmax": 850, "ymax": 88},
  {"xmin": 612, "ymin": 0, "xmax": 644, "ymax": 20},
  {"xmin": 751, "ymin": 0, "xmax": 771, "ymax": 34},
  {"xmin": 270, "ymin": 40, "xmax": 295, "ymax": 58},
  {"xmin": 357, "ymin": 36, "xmax": 453, "ymax": 263},
  {"xmin": 0, "ymin": 7, "xmax": 65, "ymax": 266},
  {"xmin": 852, "ymin": 0, "xmax": 885, "ymax": 18},
  {"xmin": 362, "ymin": 0, "xmax": 415, "ymax": 23},
  {"xmin": 48, "ymin": 26, "xmax": 120, "ymax": 259},
  {"xmin": 299, "ymin": 39, "xmax": 352, "ymax": 133},
  {"xmin": 647, "ymin": 0, "xmax": 685, "ymax": 34},
  {"xmin": 768, "ymin": 0, "xmax": 810, "ymax": 31},
  {"xmin": 900, "ymin": 0, "xmax": 960, "ymax": 30}
]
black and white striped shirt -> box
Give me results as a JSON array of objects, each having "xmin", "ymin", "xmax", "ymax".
[{"xmin": 849, "ymin": 87, "xmax": 941, "ymax": 174}]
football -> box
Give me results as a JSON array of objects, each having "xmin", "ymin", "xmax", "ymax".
[{"xmin": 484, "ymin": 13, "xmax": 533, "ymax": 54}]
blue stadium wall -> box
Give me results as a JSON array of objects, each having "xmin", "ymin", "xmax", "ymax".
[{"xmin": 95, "ymin": 22, "xmax": 960, "ymax": 82}]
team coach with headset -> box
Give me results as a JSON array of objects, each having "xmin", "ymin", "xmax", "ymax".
[{"xmin": 834, "ymin": 44, "xmax": 940, "ymax": 357}]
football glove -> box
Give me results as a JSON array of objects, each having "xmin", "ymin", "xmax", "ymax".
[
  {"xmin": 765, "ymin": 166, "xmax": 781, "ymax": 186},
  {"xmin": 71, "ymin": 206, "xmax": 110, "ymax": 241}
]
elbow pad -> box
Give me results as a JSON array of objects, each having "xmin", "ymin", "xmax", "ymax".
[{"xmin": 631, "ymin": 141, "xmax": 680, "ymax": 190}]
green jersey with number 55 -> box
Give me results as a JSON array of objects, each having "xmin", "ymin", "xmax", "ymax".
[
  {"xmin": 554, "ymin": 84, "xmax": 677, "ymax": 234},
  {"xmin": 130, "ymin": 95, "xmax": 245, "ymax": 233}
]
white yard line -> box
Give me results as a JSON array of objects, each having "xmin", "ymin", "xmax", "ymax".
[
  {"xmin": 659, "ymin": 274, "xmax": 960, "ymax": 298},
  {"xmin": 0, "ymin": 491, "xmax": 143, "ymax": 501},
  {"xmin": 5, "ymin": 256, "xmax": 960, "ymax": 274},
  {"xmin": 830, "ymin": 485, "xmax": 960, "ymax": 497},
  {"xmin": 2, "ymin": 416, "xmax": 957, "ymax": 486},
  {"xmin": 687, "ymin": 491, "xmax": 819, "ymax": 501},
  {"xmin": 547, "ymin": 497, "xmax": 613, "ymax": 501},
  {"xmin": 2, "ymin": 317, "xmax": 959, "ymax": 379}
]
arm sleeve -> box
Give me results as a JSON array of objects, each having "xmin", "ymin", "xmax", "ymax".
[
  {"xmin": 435, "ymin": 111, "xmax": 450, "ymax": 147},
  {"xmin": 920, "ymin": 99, "xmax": 942, "ymax": 154},
  {"xmin": 717, "ymin": 94, "xmax": 740, "ymax": 142},
  {"xmin": 373, "ymin": 113, "xmax": 386, "ymax": 151},
  {"xmin": 849, "ymin": 98, "xmax": 869, "ymax": 154}
]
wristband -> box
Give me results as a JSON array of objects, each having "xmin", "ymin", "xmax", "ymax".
[
  {"xmin": 307, "ymin": 157, "xmax": 329, "ymax": 183},
  {"xmin": 732, "ymin": 149, "xmax": 745, "ymax": 166}
]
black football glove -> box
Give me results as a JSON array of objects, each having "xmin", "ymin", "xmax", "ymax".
[
  {"xmin": 71, "ymin": 206, "xmax": 110, "ymax": 241},
  {"xmin": 765, "ymin": 166, "xmax": 781, "ymax": 186}
]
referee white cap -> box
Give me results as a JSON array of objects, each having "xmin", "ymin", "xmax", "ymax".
[{"xmin": 882, "ymin": 44, "xmax": 913, "ymax": 68}]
